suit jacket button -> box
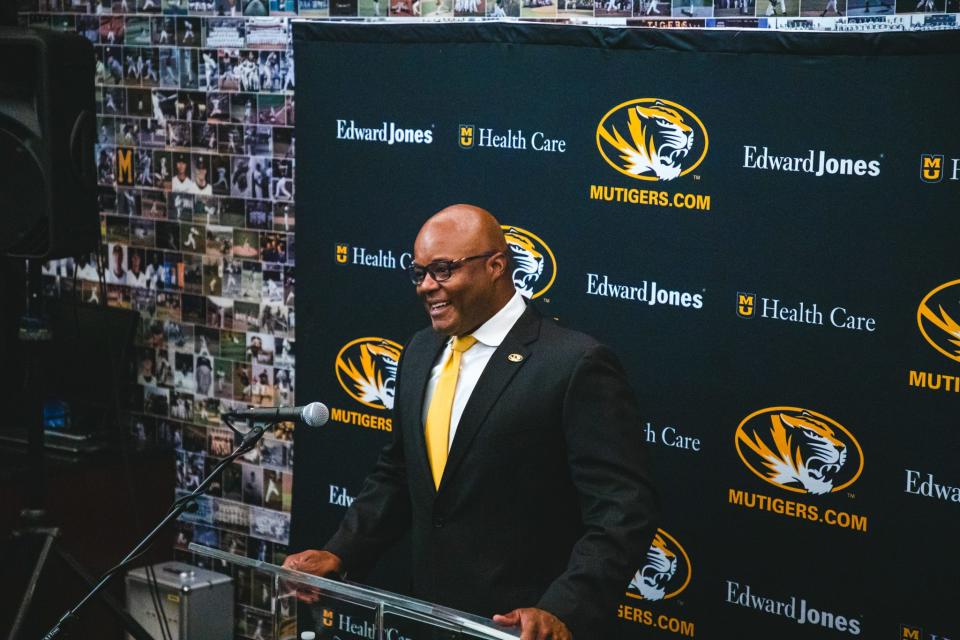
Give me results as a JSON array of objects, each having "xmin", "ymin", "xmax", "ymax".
[{"xmin": 433, "ymin": 517, "xmax": 444, "ymax": 528}]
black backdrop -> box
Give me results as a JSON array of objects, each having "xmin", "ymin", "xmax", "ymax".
[{"xmin": 291, "ymin": 23, "xmax": 959, "ymax": 639}]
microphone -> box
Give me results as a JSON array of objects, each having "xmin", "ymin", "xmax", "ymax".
[{"xmin": 223, "ymin": 402, "xmax": 330, "ymax": 427}]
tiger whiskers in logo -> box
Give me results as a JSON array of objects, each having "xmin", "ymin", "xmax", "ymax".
[
  {"xmin": 502, "ymin": 225, "xmax": 556, "ymax": 299},
  {"xmin": 917, "ymin": 279, "xmax": 960, "ymax": 363},
  {"xmin": 596, "ymin": 99, "xmax": 708, "ymax": 182},
  {"xmin": 335, "ymin": 337, "xmax": 403, "ymax": 410},
  {"xmin": 908, "ymin": 279, "xmax": 960, "ymax": 395},
  {"xmin": 626, "ymin": 529, "xmax": 691, "ymax": 602},
  {"xmin": 735, "ymin": 407, "xmax": 863, "ymax": 495}
]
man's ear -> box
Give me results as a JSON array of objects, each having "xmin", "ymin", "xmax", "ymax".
[{"xmin": 489, "ymin": 251, "xmax": 510, "ymax": 280}]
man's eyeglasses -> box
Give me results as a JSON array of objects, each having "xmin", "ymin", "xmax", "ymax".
[{"xmin": 406, "ymin": 252, "xmax": 497, "ymax": 285}]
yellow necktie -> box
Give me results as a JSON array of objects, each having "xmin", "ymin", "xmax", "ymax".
[{"xmin": 425, "ymin": 335, "xmax": 477, "ymax": 489}]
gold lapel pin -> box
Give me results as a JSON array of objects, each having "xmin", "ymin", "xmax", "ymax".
[{"xmin": 507, "ymin": 353, "xmax": 524, "ymax": 363}]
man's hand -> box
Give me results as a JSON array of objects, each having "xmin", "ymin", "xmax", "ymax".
[
  {"xmin": 281, "ymin": 549, "xmax": 344, "ymax": 579},
  {"xmin": 492, "ymin": 608, "xmax": 572, "ymax": 640}
]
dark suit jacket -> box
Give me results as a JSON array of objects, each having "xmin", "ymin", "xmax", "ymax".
[{"xmin": 325, "ymin": 304, "xmax": 659, "ymax": 638}]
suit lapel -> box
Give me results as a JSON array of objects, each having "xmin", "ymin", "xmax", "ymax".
[{"xmin": 438, "ymin": 305, "xmax": 542, "ymax": 492}]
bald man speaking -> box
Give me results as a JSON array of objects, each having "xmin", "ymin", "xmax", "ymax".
[{"xmin": 284, "ymin": 205, "xmax": 659, "ymax": 639}]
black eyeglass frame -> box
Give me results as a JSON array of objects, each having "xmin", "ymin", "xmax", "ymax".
[{"xmin": 406, "ymin": 252, "xmax": 499, "ymax": 285}]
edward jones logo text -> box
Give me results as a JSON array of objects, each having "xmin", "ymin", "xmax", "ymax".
[
  {"xmin": 742, "ymin": 146, "xmax": 881, "ymax": 177},
  {"xmin": 596, "ymin": 99, "xmax": 708, "ymax": 181},
  {"xmin": 336, "ymin": 119, "xmax": 433, "ymax": 145},
  {"xmin": 726, "ymin": 581, "xmax": 862, "ymax": 635}
]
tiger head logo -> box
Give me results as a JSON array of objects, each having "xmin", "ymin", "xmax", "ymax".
[
  {"xmin": 917, "ymin": 278, "xmax": 960, "ymax": 363},
  {"xmin": 735, "ymin": 407, "xmax": 864, "ymax": 495},
  {"xmin": 626, "ymin": 529, "xmax": 691, "ymax": 602},
  {"xmin": 501, "ymin": 225, "xmax": 556, "ymax": 300},
  {"xmin": 597, "ymin": 98, "xmax": 708, "ymax": 182},
  {"xmin": 335, "ymin": 337, "xmax": 403, "ymax": 410}
]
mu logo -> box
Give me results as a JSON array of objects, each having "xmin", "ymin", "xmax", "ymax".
[
  {"xmin": 920, "ymin": 154, "xmax": 943, "ymax": 183},
  {"xmin": 917, "ymin": 279, "xmax": 960, "ymax": 363},
  {"xmin": 626, "ymin": 528, "xmax": 691, "ymax": 602},
  {"xmin": 459, "ymin": 124, "xmax": 475, "ymax": 149},
  {"xmin": 335, "ymin": 337, "xmax": 403, "ymax": 410},
  {"xmin": 596, "ymin": 98, "xmax": 708, "ymax": 182},
  {"xmin": 737, "ymin": 292, "xmax": 755, "ymax": 318},
  {"xmin": 501, "ymin": 225, "xmax": 556, "ymax": 299},
  {"xmin": 735, "ymin": 407, "xmax": 864, "ymax": 495}
]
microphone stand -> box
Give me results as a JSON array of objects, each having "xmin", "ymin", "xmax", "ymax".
[{"xmin": 41, "ymin": 416, "xmax": 276, "ymax": 639}]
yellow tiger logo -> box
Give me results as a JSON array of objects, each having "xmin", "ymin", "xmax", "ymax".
[
  {"xmin": 504, "ymin": 227, "xmax": 544, "ymax": 297},
  {"xmin": 597, "ymin": 98, "xmax": 708, "ymax": 182},
  {"xmin": 737, "ymin": 409, "xmax": 853, "ymax": 495},
  {"xmin": 335, "ymin": 338, "xmax": 403, "ymax": 410},
  {"xmin": 501, "ymin": 225, "xmax": 556, "ymax": 299},
  {"xmin": 917, "ymin": 279, "xmax": 960, "ymax": 363},
  {"xmin": 629, "ymin": 533, "xmax": 677, "ymax": 601}
]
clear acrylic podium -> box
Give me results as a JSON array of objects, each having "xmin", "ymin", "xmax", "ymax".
[{"xmin": 189, "ymin": 543, "xmax": 520, "ymax": 640}]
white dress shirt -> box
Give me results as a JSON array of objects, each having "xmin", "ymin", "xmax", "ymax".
[
  {"xmin": 422, "ymin": 290, "xmax": 527, "ymax": 451},
  {"xmin": 171, "ymin": 175, "xmax": 196, "ymax": 193}
]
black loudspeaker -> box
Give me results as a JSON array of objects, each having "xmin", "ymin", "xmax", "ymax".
[{"xmin": 0, "ymin": 27, "xmax": 99, "ymax": 259}]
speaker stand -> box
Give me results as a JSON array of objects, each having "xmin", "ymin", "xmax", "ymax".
[{"xmin": 4, "ymin": 260, "xmax": 150, "ymax": 640}]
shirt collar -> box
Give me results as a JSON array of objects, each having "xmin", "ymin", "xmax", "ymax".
[{"xmin": 468, "ymin": 290, "xmax": 527, "ymax": 348}]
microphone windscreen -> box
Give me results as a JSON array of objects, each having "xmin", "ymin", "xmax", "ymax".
[{"xmin": 302, "ymin": 402, "xmax": 330, "ymax": 427}]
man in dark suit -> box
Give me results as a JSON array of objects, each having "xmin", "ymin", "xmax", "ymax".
[{"xmin": 284, "ymin": 204, "xmax": 659, "ymax": 639}]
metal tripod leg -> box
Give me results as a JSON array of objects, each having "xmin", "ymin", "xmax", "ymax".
[
  {"xmin": 7, "ymin": 527, "xmax": 58, "ymax": 640},
  {"xmin": 6, "ymin": 525, "xmax": 154, "ymax": 640}
]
